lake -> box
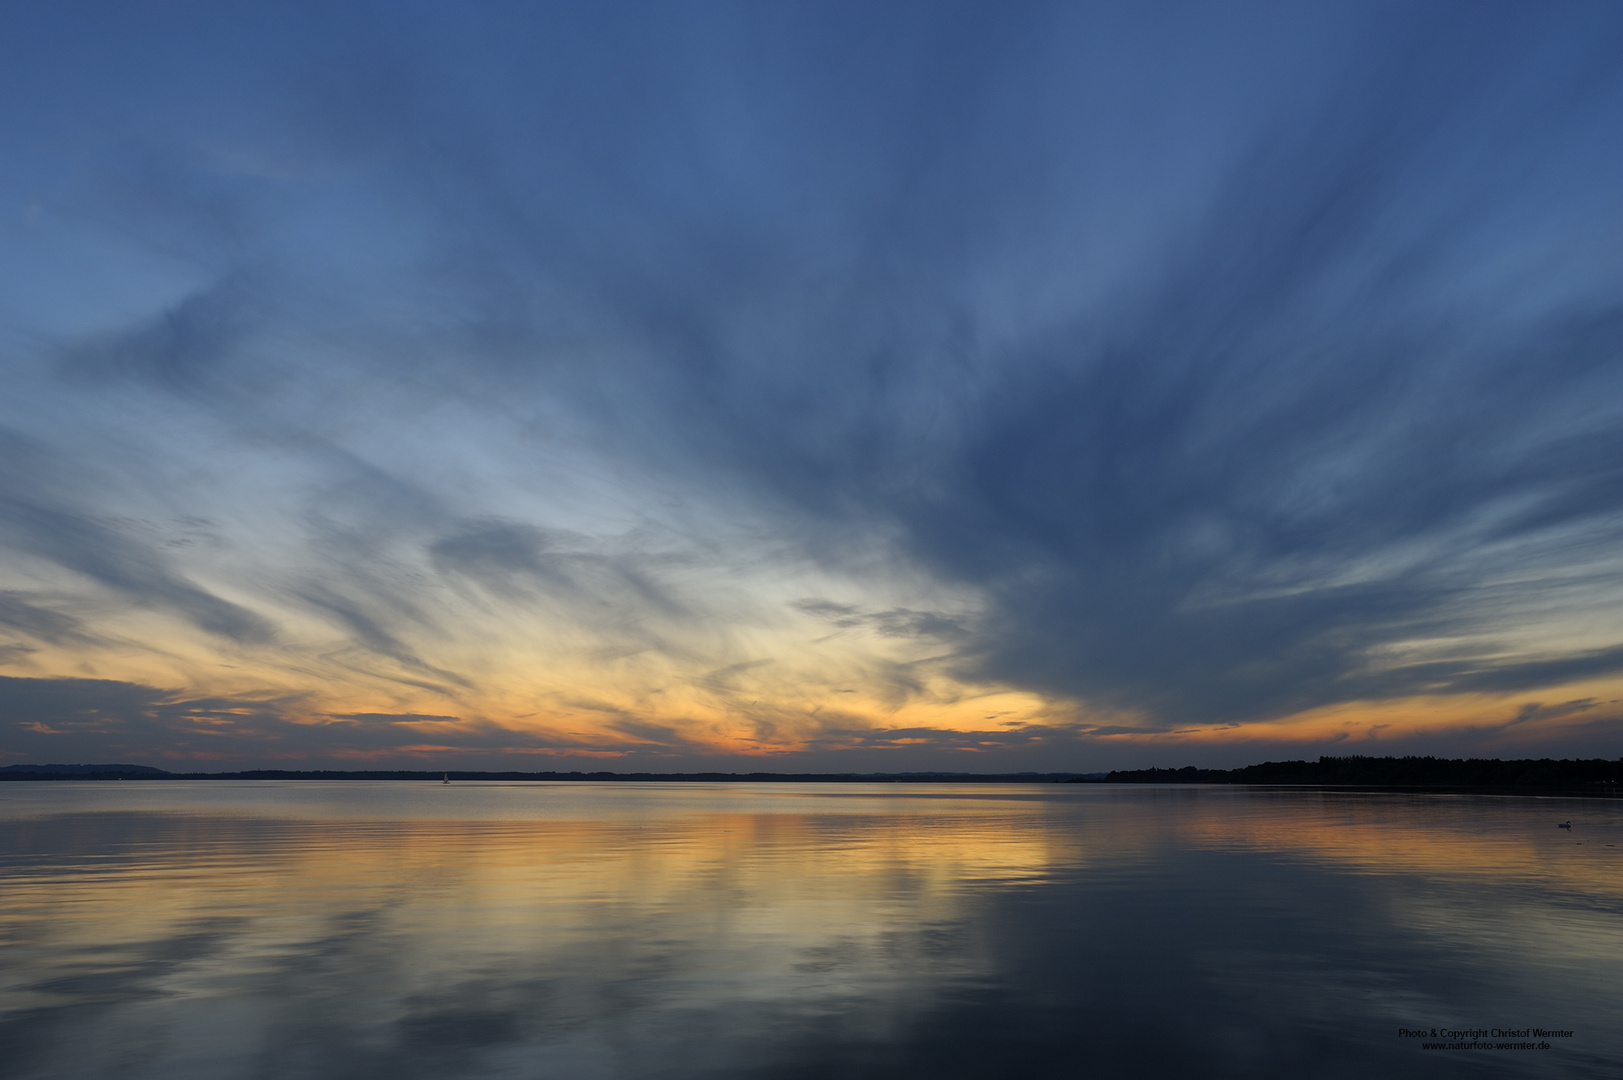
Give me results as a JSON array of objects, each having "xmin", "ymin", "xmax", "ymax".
[{"xmin": 1, "ymin": 782, "xmax": 1618, "ymax": 1078}]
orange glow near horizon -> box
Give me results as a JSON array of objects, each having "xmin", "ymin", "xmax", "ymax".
[{"xmin": 3, "ymin": 587, "xmax": 1619, "ymax": 766}]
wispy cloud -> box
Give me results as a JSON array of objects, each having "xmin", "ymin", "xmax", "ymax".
[{"xmin": 1, "ymin": 2, "xmax": 1621, "ymax": 766}]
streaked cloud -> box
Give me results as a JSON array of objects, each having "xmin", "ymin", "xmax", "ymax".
[{"xmin": 1, "ymin": 1, "xmax": 1620, "ymax": 767}]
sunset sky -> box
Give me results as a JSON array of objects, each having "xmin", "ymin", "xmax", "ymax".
[{"xmin": 2, "ymin": 1, "xmax": 1621, "ymax": 770}]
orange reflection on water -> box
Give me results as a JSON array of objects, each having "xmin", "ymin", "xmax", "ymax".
[
  {"xmin": 1171, "ymin": 789, "xmax": 1623, "ymax": 900},
  {"xmin": 0, "ymin": 784, "xmax": 1078, "ymax": 1031},
  {"xmin": 5, "ymin": 783, "xmax": 1623, "ymax": 1078}
]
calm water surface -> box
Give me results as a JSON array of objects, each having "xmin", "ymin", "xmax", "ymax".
[{"xmin": 1, "ymin": 782, "xmax": 1619, "ymax": 1078}]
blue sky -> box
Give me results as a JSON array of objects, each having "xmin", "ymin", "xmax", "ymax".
[{"xmin": 2, "ymin": 1, "xmax": 1621, "ymax": 770}]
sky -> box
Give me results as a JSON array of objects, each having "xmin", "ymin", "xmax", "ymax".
[{"xmin": 1, "ymin": 1, "xmax": 1621, "ymax": 771}]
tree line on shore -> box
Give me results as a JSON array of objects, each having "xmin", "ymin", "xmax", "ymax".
[
  {"xmin": 2, "ymin": 755, "xmax": 1619, "ymax": 790},
  {"xmin": 1091, "ymin": 755, "xmax": 1623, "ymax": 790}
]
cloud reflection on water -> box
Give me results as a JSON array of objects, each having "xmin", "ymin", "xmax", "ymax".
[{"xmin": 0, "ymin": 784, "xmax": 1618, "ymax": 1078}]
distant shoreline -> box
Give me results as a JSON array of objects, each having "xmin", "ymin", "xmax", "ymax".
[
  {"xmin": 0, "ymin": 766, "xmax": 1085, "ymax": 783},
  {"xmin": 1089, "ymin": 755, "xmax": 1623, "ymax": 794},
  {"xmin": 2, "ymin": 755, "xmax": 1620, "ymax": 795}
]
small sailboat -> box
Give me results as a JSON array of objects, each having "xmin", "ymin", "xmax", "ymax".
[{"xmin": 443, "ymin": 772, "xmax": 450, "ymax": 785}]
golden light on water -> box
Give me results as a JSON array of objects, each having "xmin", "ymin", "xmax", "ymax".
[{"xmin": 4, "ymin": 783, "xmax": 1622, "ymax": 1076}]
